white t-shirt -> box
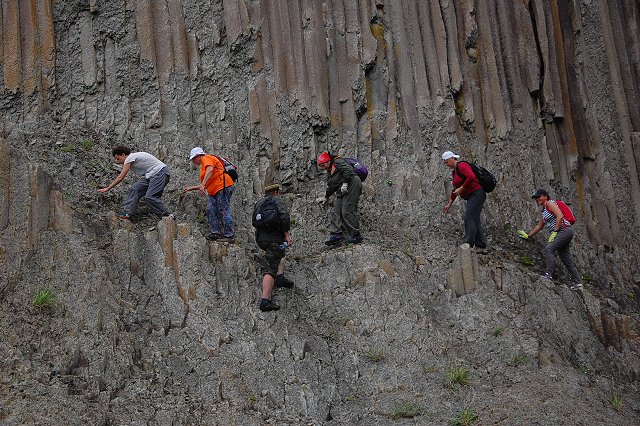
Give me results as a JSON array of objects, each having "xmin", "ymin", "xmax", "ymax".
[{"xmin": 124, "ymin": 152, "xmax": 166, "ymax": 178}]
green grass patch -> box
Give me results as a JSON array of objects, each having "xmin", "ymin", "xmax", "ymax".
[
  {"xmin": 512, "ymin": 353, "xmax": 528, "ymax": 366},
  {"xmin": 521, "ymin": 255, "xmax": 535, "ymax": 266},
  {"xmin": 60, "ymin": 145, "xmax": 74, "ymax": 153},
  {"xmin": 79, "ymin": 139, "xmax": 94, "ymax": 150},
  {"xmin": 362, "ymin": 347, "xmax": 385, "ymax": 362},
  {"xmin": 581, "ymin": 273, "xmax": 594, "ymax": 282},
  {"xmin": 493, "ymin": 326, "xmax": 505, "ymax": 337},
  {"xmin": 197, "ymin": 212, "xmax": 207, "ymax": 224},
  {"xmin": 32, "ymin": 289, "xmax": 56, "ymax": 308},
  {"xmin": 391, "ymin": 401, "xmax": 423, "ymax": 419},
  {"xmin": 450, "ymin": 408, "xmax": 478, "ymax": 426},
  {"xmin": 611, "ymin": 392, "xmax": 622, "ymax": 411},
  {"xmin": 445, "ymin": 361, "xmax": 470, "ymax": 388}
]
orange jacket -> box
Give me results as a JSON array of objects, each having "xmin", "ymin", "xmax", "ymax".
[{"xmin": 200, "ymin": 154, "xmax": 234, "ymax": 196}]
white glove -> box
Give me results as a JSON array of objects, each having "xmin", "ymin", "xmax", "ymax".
[
  {"xmin": 315, "ymin": 196, "xmax": 327, "ymax": 205},
  {"xmin": 340, "ymin": 183, "xmax": 348, "ymax": 194}
]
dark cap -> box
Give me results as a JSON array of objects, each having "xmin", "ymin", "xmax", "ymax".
[
  {"xmin": 531, "ymin": 188, "xmax": 549, "ymax": 199},
  {"xmin": 264, "ymin": 183, "xmax": 281, "ymax": 194}
]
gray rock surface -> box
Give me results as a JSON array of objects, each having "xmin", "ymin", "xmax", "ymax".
[{"xmin": 1, "ymin": 1, "xmax": 639, "ymax": 424}]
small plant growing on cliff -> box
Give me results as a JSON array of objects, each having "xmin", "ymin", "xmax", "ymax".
[
  {"xmin": 362, "ymin": 347, "xmax": 384, "ymax": 362},
  {"xmin": 391, "ymin": 401, "xmax": 423, "ymax": 419},
  {"xmin": 248, "ymin": 392, "xmax": 257, "ymax": 402},
  {"xmin": 60, "ymin": 145, "xmax": 74, "ymax": 153},
  {"xmin": 521, "ymin": 255, "xmax": 535, "ymax": 266},
  {"xmin": 512, "ymin": 353, "xmax": 528, "ymax": 366},
  {"xmin": 450, "ymin": 407, "xmax": 477, "ymax": 425},
  {"xmin": 493, "ymin": 326, "xmax": 505, "ymax": 336},
  {"xmin": 80, "ymin": 139, "xmax": 94, "ymax": 150},
  {"xmin": 446, "ymin": 361, "xmax": 470, "ymax": 387},
  {"xmin": 32, "ymin": 289, "xmax": 56, "ymax": 308},
  {"xmin": 581, "ymin": 273, "xmax": 594, "ymax": 282},
  {"xmin": 611, "ymin": 392, "xmax": 622, "ymax": 411}
]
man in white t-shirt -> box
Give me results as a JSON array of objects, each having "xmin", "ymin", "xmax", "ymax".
[{"xmin": 98, "ymin": 146, "xmax": 174, "ymax": 220}]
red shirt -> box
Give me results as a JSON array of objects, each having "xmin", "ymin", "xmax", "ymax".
[{"xmin": 450, "ymin": 161, "xmax": 482, "ymax": 201}]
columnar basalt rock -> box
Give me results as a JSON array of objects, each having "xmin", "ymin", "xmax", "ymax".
[{"xmin": 1, "ymin": 1, "xmax": 640, "ymax": 424}]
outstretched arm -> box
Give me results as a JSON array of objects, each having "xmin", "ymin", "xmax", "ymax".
[{"xmin": 98, "ymin": 163, "xmax": 131, "ymax": 193}]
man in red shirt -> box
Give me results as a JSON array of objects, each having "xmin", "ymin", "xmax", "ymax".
[
  {"xmin": 184, "ymin": 147, "xmax": 235, "ymax": 242},
  {"xmin": 442, "ymin": 150, "xmax": 487, "ymax": 249}
]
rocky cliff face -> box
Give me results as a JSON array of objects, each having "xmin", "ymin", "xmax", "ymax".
[{"xmin": 1, "ymin": 1, "xmax": 639, "ymax": 424}]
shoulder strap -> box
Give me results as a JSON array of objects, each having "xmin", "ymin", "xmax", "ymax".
[{"xmin": 455, "ymin": 161, "xmax": 469, "ymax": 178}]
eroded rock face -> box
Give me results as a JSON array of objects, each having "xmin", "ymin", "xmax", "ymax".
[{"xmin": 1, "ymin": 1, "xmax": 639, "ymax": 424}]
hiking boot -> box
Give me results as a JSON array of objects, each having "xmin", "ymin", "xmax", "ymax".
[
  {"xmin": 325, "ymin": 233, "xmax": 343, "ymax": 246},
  {"xmin": 540, "ymin": 272, "xmax": 553, "ymax": 281},
  {"xmin": 569, "ymin": 282, "xmax": 584, "ymax": 291},
  {"xmin": 345, "ymin": 233, "xmax": 363, "ymax": 244},
  {"xmin": 218, "ymin": 236, "xmax": 235, "ymax": 243},
  {"xmin": 259, "ymin": 299, "xmax": 280, "ymax": 312},
  {"xmin": 275, "ymin": 274, "xmax": 294, "ymax": 288},
  {"xmin": 206, "ymin": 233, "xmax": 221, "ymax": 241},
  {"xmin": 118, "ymin": 213, "xmax": 131, "ymax": 220}
]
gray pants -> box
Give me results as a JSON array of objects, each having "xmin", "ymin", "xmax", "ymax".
[
  {"xmin": 328, "ymin": 176, "xmax": 362, "ymax": 236},
  {"xmin": 123, "ymin": 166, "xmax": 171, "ymax": 216},
  {"xmin": 544, "ymin": 226, "xmax": 580, "ymax": 281},
  {"xmin": 464, "ymin": 189, "xmax": 486, "ymax": 247}
]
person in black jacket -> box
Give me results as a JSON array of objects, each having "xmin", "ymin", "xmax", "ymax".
[
  {"xmin": 316, "ymin": 151, "xmax": 363, "ymax": 245},
  {"xmin": 253, "ymin": 183, "xmax": 293, "ymax": 312}
]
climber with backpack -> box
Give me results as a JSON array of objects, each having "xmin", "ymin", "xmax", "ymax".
[
  {"xmin": 316, "ymin": 151, "xmax": 364, "ymax": 245},
  {"xmin": 517, "ymin": 189, "xmax": 583, "ymax": 290},
  {"xmin": 442, "ymin": 150, "xmax": 490, "ymax": 250},
  {"xmin": 253, "ymin": 183, "xmax": 293, "ymax": 312},
  {"xmin": 184, "ymin": 147, "xmax": 236, "ymax": 242}
]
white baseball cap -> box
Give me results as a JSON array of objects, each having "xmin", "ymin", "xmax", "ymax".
[
  {"xmin": 441, "ymin": 151, "xmax": 460, "ymax": 161},
  {"xmin": 189, "ymin": 147, "xmax": 205, "ymax": 160}
]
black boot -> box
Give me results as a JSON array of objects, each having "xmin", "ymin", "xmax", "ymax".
[
  {"xmin": 275, "ymin": 274, "xmax": 294, "ymax": 288},
  {"xmin": 259, "ymin": 298, "xmax": 280, "ymax": 312}
]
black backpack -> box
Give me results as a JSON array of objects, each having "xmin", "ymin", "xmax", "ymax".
[
  {"xmin": 456, "ymin": 161, "xmax": 497, "ymax": 193},
  {"xmin": 214, "ymin": 155, "xmax": 238, "ymax": 182},
  {"xmin": 252, "ymin": 197, "xmax": 280, "ymax": 229}
]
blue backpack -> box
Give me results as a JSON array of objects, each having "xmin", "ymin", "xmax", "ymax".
[{"xmin": 344, "ymin": 157, "xmax": 368, "ymax": 182}]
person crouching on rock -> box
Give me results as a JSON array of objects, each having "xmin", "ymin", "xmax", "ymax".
[
  {"xmin": 442, "ymin": 150, "xmax": 487, "ymax": 249},
  {"xmin": 315, "ymin": 151, "xmax": 363, "ymax": 245},
  {"xmin": 183, "ymin": 147, "xmax": 235, "ymax": 243},
  {"xmin": 253, "ymin": 183, "xmax": 294, "ymax": 312},
  {"xmin": 517, "ymin": 188, "xmax": 583, "ymax": 291},
  {"xmin": 98, "ymin": 146, "xmax": 174, "ymax": 220}
]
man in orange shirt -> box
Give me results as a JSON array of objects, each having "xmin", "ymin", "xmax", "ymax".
[{"xmin": 184, "ymin": 147, "xmax": 235, "ymax": 242}]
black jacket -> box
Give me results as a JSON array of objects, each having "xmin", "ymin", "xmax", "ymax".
[
  {"xmin": 253, "ymin": 195, "xmax": 291, "ymax": 243},
  {"xmin": 325, "ymin": 157, "xmax": 356, "ymax": 198}
]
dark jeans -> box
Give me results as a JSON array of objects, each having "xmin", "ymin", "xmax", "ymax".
[
  {"xmin": 328, "ymin": 176, "xmax": 362, "ymax": 236},
  {"xmin": 464, "ymin": 189, "xmax": 486, "ymax": 247},
  {"xmin": 544, "ymin": 226, "xmax": 580, "ymax": 281},
  {"xmin": 123, "ymin": 167, "xmax": 170, "ymax": 216},
  {"xmin": 207, "ymin": 186, "xmax": 235, "ymax": 237}
]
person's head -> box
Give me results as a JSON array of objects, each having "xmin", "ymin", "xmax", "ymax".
[
  {"xmin": 317, "ymin": 151, "xmax": 332, "ymax": 170},
  {"xmin": 441, "ymin": 150, "xmax": 460, "ymax": 169},
  {"xmin": 264, "ymin": 183, "xmax": 281, "ymax": 196},
  {"xmin": 112, "ymin": 146, "xmax": 131, "ymax": 164},
  {"xmin": 531, "ymin": 188, "xmax": 550, "ymax": 206},
  {"xmin": 189, "ymin": 147, "xmax": 206, "ymax": 165}
]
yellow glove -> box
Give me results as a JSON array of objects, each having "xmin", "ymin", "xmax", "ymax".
[
  {"xmin": 517, "ymin": 230, "xmax": 529, "ymax": 240},
  {"xmin": 548, "ymin": 231, "xmax": 558, "ymax": 242}
]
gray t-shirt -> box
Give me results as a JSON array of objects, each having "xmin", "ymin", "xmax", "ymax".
[{"xmin": 124, "ymin": 152, "xmax": 167, "ymax": 178}]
